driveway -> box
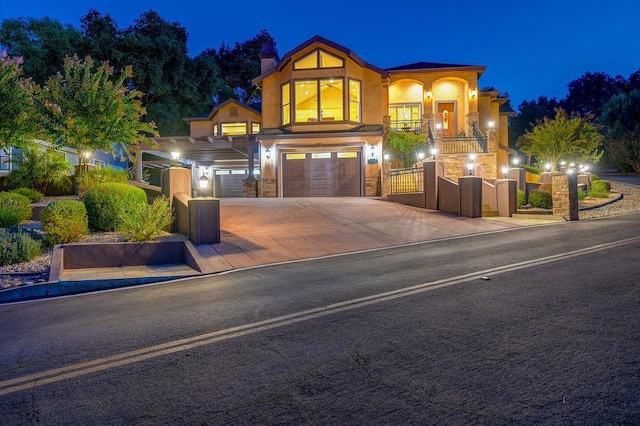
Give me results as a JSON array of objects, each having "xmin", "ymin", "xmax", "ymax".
[{"xmin": 211, "ymin": 197, "xmax": 558, "ymax": 269}]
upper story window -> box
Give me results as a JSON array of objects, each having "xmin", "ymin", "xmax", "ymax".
[
  {"xmin": 252, "ymin": 122, "xmax": 261, "ymax": 134},
  {"xmin": 349, "ymin": 79, "xmax": 361, "ymax": 122},
  {"xmin": 294, "ymin": 78, "xmax": 344, "ymax": 123},
  {"xmin": 294, "ymin": 49, "xmax": 344, "ymax": 70},
  {"xmin": 221, "ymin": 122, "xmax": 247, "ymax": 135},
  {"xmin": 282, "ymin": 83, "xmax": 291, "ymax": 126}
]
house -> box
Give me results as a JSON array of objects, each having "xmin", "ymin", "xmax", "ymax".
[{"xmin": 144, "ymin": 35, "xmax": 513, "ymax": 198}]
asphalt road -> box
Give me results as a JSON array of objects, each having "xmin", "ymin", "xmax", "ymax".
[{"xmin": 1, "ymin": 213, "xmax": 640, "ymax": 424}]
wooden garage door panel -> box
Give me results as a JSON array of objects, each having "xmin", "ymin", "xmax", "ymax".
[
  {"xmin": 282, "ymin": 151, "xmax": 361, "ymax": 197},
  {"xmin": 217, "ymin": 173, "xmax": 247, "ymax": 197}
]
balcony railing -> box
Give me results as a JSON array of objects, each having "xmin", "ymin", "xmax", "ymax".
[
  {"xmin": 439, "ymin": 137, "xmax": 486, "ymax": 154},
  {"xmin": 388, "ymin": 167, "xmax": 423, "ymax": 195},
  {"xmin": 390, "ymin": 120, "xmax": 422, "ymax": 133}
]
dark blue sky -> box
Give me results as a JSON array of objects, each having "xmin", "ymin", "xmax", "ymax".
[{"xmin": 2, "ymin": 0, "xmax": 639, "ymax": 111}]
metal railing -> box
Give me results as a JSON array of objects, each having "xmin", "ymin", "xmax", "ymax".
[
  {"xmin": 472, "ymin": 123, "xmax": 488, "ymax": 152},
  {"xmin": 439, "ymin": 137, "xmax": 485, "ymax": 154},
  {"xmin": 427, "ymin": 123, "xmax": 436, "ymax": 146},
  {"xmin": 390, "ymin": 120, "xmax": 422, "ymax": 133},
  {"xmin": 388, "ymin": 167, "xmax": 423, "ymax": 195}
]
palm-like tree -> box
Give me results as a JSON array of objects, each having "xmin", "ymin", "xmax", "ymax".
[{"xmin": 9, "ymin": 142, "xmax": 72, "ymax": 194}]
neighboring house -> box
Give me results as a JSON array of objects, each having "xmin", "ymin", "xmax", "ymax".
[{"xmin": 146, "ymin": 35, "xmax": 513, "ymax": 198}]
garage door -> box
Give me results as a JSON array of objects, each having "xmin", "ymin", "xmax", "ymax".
[
  {"xmin": 215, "ymin": 170, "xmax": 247, "ymax": 197},
  {"xmin": 282, "ymin": 151, "xmax": 361, "ymax": 197}
]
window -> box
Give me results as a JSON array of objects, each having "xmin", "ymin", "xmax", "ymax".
[
  {"xmin": 349, "ymin": 79, "xmax": 361, "ymax": 122},
  {"xmin": 294, "ymin": 49, "xmax": 344, "ymax": 70},
  {"xmin": 0, "ymin": 149, "xmax": 11, "ymax": 171},
  {"xmin": 252, "ymin": 122, "xmax": 261, "ymax": 134},
  {"xmin": 282, "ymin": 83, "xmax": 291, "ymax": 125},
  {"xmin": 294, "ymin": 78, "xmax": 344, "ymax": 123},
  {"xmin": 221, "ymin": 122, "xmax": 247, "ymax": 135},
  {"xmin": 389, "ymin": 104, "xmax": 421, "ymax": 131},
  {"xmin": 213, "ymin": 124, "xmax": 218, "ymax": 135}
]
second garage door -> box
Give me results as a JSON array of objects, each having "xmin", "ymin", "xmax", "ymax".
[{"xmin": 282, "ymin": 151, "xmax": 361, "ymax": 197}]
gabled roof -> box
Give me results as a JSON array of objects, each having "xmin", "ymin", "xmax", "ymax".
[
  {"xmin": 387, "ymin": 61, "xmax": 486, "ymax": 78},
  {"xmin": 252, "ymin": 35, "xmax": 389, "ymax": 86},
  {"xmin": 183, "ymin": 98, "xmax": 261, "ymax": 123}
]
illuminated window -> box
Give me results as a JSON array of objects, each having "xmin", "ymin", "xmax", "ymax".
[
  {"xmin": 294, "ymin": 49, "xmax": 344, "ymax": 70},
  {"xmin": 311, "ymin": 152, "xmax": 331, "ymax": 159},
  {"xmin": 337, "ymin": 152, "xmax": 358, "ymax": 158},
  {"xmin": 282, "ymin": 83, "xmax": 291, "ymax": 125},
  {"xmin": 294, "ymin": 79, "xmax": 344, "ymax": 123},
  {"xmin": 252, "ymin": 122, "xmax": 261, "ymax": 134},
  {"xmin": 389, "ymin": 104, "xmax": 421, "ymax": 131},
  {"xmin": 349, "ymin": 79, "xmax": 361, "ymax": 122},
  {"xmin": 221, "ymin": 122, "xmax": 247, "ymax": 135},
  {"xmin": 286, "ymin": 153, "xmax": 306, "ymax": 160},
  {"xmin": 213, "ymin": 124, "xmax": 218, "ymax": 135}
]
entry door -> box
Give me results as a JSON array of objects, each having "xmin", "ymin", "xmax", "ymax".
[{"xmin": 437, "ymin": 102, "xmax": 456, "ymax": 137}]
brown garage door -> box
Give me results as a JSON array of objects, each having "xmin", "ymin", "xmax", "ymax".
[
  {"xmin": 282, "ymin": 151, "xmax": 361, "ymax": 197},
  {"xmin": 215, "ymin": 171, "xmax": 247, "ymax": 197}
]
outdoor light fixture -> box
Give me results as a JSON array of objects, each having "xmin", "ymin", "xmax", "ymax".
[
  {"xmin": 545, "ymin": 162, "xmax": 551, "ymax": 171},
  {"xmin": 466, "ymin": 162, "xmax": 474, "ymax": 176},
  {"xmin": 502, "ymin": 166, "xmax": 509, "ymax": 178},
  {"xmin": 426, "ymin": 90, "xmax": 432, "ymax": 100},
  {"xmin": 417, "ymin": 152, "xmax": 425, "ymax": 160},
  {"xmin": 436, "ymin": 123, "xmax": 442, "ymax": 130},
  {"xmin": 470, "ymin": 88, "xmax": 477, "ymax": 99},
  {"xmin": 368, "ymin": 145, "xmax": 378, "ymax": 164},
  {"xmin": 430, "ymin": 147, "xmax": 438, "ymax": 158},
  {"xmin": 383, "ymin": 153, "xmax": 390, "ymax": 161},
  {"xmin": 513, "ymin": 157, "xmax": 520, "ymax": 166},
  {"xmin": 469, "ymin": 153, "xmax": 476, "ymax": 161},
  {"xmin": 265, "ymin": 148, "xmax": 271, "ymax": 160},
  {"xmin": 488, "ymin": 121, "xmax": 495, "ymax": 128},
  {"xmin": 171, "ymin": 150, "xmax": 180, "ymax": 166},
  {"xmin": 198, "ymin": 171, "xmax": 209, "ymax": 190}
]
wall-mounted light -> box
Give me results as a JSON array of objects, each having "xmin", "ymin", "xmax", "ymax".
[
  {"xmin": 545, "ymin": 162, "xmax": 551, "ymax": 172},
  {"xmin": 417, "ymin": 152, "xmax": 425, "ymax": 161},
  {"xmin": 367, "ymin": 145, "xmax": 378, "ymax": 164},
  {"xmin": 198, "ymin": 171, "xmax": 209, "ymax": 190},
  {"xmin": 502, "ymin": 166, "xmax": 509, "ymax": 178},
  {"xmin": 383, "ymin": 153, "xmax": 390, "ymax": 162},
  {"xmin": 265, "ymin": 148, "xmax": 271, "ymax": 160},
  {"xmin": 426, "ymin": 90, "xmax": 432, "ymax": 100},
  {"xmin": 470, "ymin": 88, "xmax": 477, "ymax": 99},
  {"xmin": 488, "ymin": 121, "xmax": 495, "ymax": 128},
  {"xmin": 512, "ymin": 157, "xmax": 520, "ymax": 166},
  {"xmin": 435, "ymin": 123, "xmax": 442, "ymax": 130}
]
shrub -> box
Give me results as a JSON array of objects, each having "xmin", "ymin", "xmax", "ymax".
[
  {"xmin": 40, "ymin": 200, "xmax": 89, "ymax": 245},
  {"xmin": 590, "ymin": 174, "xmax": 600, "ymax": 181},
  {"xmin": 538, "ymin": 183, "xmax": 552, "ymax": 193},
  {"xmin": 0, "ymin": 229, "xmax": 41, "ymax": 266},
  {"xmin": 0, "ymin": 192, "xmax": 32, "ymax": 227},
  {"xmin": 76, "ymin": 168, "xmax": 128, "ymax": 198},
  {"xmin": 517, "ymin": 189, "xmax": 526, "ymax": 209},
  {"xmin": 11, "ymin": 187, "xmax": 44, "ymax": 203},
  {"xmin": 588, "ymin": 180, "xmax": 611, "ymax": 198},
  {"xmin": 83, "ymin": 183, "xmax": 147, "ymax": 231},
  {"xmin": 118, "ymin": 196, "xmax": 174, "ymax": 242},
  {"xmin": 529, "ymin": 190, "xmax": 553, "ymax": 209}
]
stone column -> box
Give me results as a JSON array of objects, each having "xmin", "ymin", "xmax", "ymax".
[
  {"xmin": 552, "ymin": 173, "xmax": 578, "ymax": 221},
  {"xmin": 381, "ymin": 162, "xmax": 391, "ymax": 197}
]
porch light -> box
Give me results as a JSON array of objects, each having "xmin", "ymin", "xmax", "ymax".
[
  {"xmin": 488, "ymin": 121, "xmax": 495, "ymax": 128},
  {"xmin": 470, "ymin": 88, "xmax": 477, "ymax": 99},
  {"xmin": 426, "ymin": 90, "xmax": 432, "ymax": 100},
  {"xmin": 198, "ymin": 171, "xmax": 209, "ymax": 190},
  {"xmin": 466, "ymin": 162, "xmax": 474, "ymax": 176},
  {"xmin": 502, "ymin": 166, "xmax": 509, "ymax": 178},
  {"xmin": 265, "ymin": 148, "xmax": 271, "ymax": 160}
]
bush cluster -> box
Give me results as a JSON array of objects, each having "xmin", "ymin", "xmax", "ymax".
[
  {"xmin": 40, "ymin": 200, "xmax": 89, "ymax": 245},
  {"xmin": 0, "ymin": 229, "xmax": 41, "ymax": 266},
  {"xmin": 118, "ymin": 196, "xmax": 174, "ymax": 242},
  {"xmin": 517, "ymin": 189, "xmax": 526, "ymax": 209},
  {"xmin": 529, "ymin": 190, "xmax": 553, "ymax": 209},
  {"xmin": 76, "ymin": 168, "xmax": 128, "ymax": 198},
  {"xmin": 588, "ymin": 180, "xmax": 611, "ymax": 198},
  {"xmin": 83, "ymin": 183, "xmax": 147, "ymax": 231},
  {"xmin": 11, "ymin": 187, "xmax": 44, "ymax": 203},
  {"xmin": 0, "ymin": 192, "xmax": 33, "ymax": 227}
]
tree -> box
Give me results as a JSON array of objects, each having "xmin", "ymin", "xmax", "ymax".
[
  {"xmin": 386, "ymin": 131, "xmax": 426, "ymax": 167},
  {"xmin": 508, "ymin": 96, "xmax": 562, "ymax": 149},
  {"xmin": 517, "ymin": 108, "xmax": 603, "ymax": 171},
  {"xmin": 0, "ymin": 51, "xmax": 38, "ymax": 151},
  {"xmin": 0, "ymin": 17, "xmax": 83, "ymax": 84},
  {"xmin": 38, "ymin": 55, "xmax": 158, "ymax": 165},
  {"xmin": 8, "ymin": 142, "xmax": 72, "ymax": 194},
  {"xmin": 563, "ymin": 71, "xmax": 626, "ymax": 118},
  {"xmin": 80, "ymin": 9, "xmax": 119, "ymax": 64},
  {"xmin": 601, "ymin": 90, "xmax": 640, "ymax": 173}
]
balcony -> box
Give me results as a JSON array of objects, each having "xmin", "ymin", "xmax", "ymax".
[{"xmin": 389, "ymin": 119, "xmax": 422, "ymax": 133}]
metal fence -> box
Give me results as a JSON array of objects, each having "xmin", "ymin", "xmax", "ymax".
[
  {"xmin": 390, "ymin": 120, "xmax": 422, "ymax": 133},
  {"xmin": 388, "ymin": 167, "xmax": 423, "ymax": 195}
]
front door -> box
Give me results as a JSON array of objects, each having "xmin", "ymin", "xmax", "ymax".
[{"xmin": 437, "ymin": 102, "xmax": 455, "ymax": 137}]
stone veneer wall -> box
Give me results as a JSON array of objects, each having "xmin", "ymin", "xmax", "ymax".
[
  {"xmin": 552, "ymin": 173, "xmax": 578, "ymax": 221},
  {"xmin": 365, "ymin": 163, "xmax": 381, "ymax": 196},
  {"xmin": 242, "ymin": 177, "xmax": 257, "ymax": 197},
  {"xmin": 434, "ymin": 153, "xmax": 497, "ymax": 181},
  {"xmin": 259, "ymin": 178, "xmax": 276, "ymax": 198},
  {"xmin": 381, "ymin": 163, "xmax": 391, "ymax": 197}
]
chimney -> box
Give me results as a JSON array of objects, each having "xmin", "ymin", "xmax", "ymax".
[{"xmin": 259, "ymin": 41, "xmax": 279, "ymax": 74}]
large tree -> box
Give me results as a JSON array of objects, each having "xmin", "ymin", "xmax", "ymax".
[
  {"xmin": 0, "ymin": 51, "xmax": 38, "ymax": 151},
  {"xmin": 80, "ymin": 9, "xmax": 119, "ymax": 64},
  {"xmin": 517, "ymin": 108, "xmax": 603, "ymax": 171},
  {"xmin": 38, "ymin": 55, "xmax": 158, "ymax": 165},
  {"xmin": 0, "ymin": 17, "xmax": 83, "ymax": 84},
  {"xmin": 563, "ymin": 71, "xmax": 626, "ymax": 118},
  {"xmin": 601, "ymin": 90, "xmax": 640, "ymax": 173},
  {"xmin": 508, "ymin": 96, "xmax": 562, "ymax": 149}
]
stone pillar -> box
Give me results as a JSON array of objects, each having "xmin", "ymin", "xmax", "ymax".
[
  {"xmin": 381, "ymin": 162, "xmax": 392, "ymax": 197},
  {"xmin": 552, "ymin": 173, "xmax": 578, "ymax": 221},
  {"xmin": 486, "ymin": 129, "xmax": 497, "ymax": 153},
  {"xmin": 161, "ymin": 167, "xmax": 192, "ymax": 208},
  {"xmin": 243, "ymin": 175, "xmax": 257, "ymax": 197},
  {"xmin": 459, "ymin": 176, "xmax": 482, "ymax": 218}
]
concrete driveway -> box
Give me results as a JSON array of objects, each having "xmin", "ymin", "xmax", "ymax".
[{"xmin": 211, "ymin": 197, "xmax": 557, "ymax": 269}]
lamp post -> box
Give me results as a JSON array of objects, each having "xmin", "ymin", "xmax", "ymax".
[
  {"xmin": 430, "ymin": 147, "xmax": 438, "ymax": 159},
  {"xmin": 502, "ymin": 166, "xmax": 509, "ymax": 179},
  {"xmin": 171, "ymin": 150, "xmax": 180, "ymax": 166},
  {"xmin": 466, "ymin": 162, "xmax": 474, "ymax": 176}
]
